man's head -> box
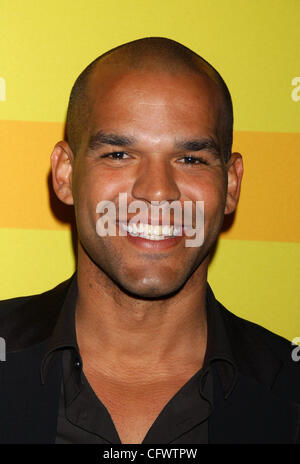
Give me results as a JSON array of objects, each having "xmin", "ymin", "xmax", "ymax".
[
  {"xmin": 65, "ymin": 37, "xmax": 233, "ymax": 164},
  {"xmin": 51, "ymin": 37, "xmax": 243, "ymax": 298}
]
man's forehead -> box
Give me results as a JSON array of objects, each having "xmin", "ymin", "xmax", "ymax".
[
  {"xmin": 80, "ymin": 82, "xmax": 221, "ymax": 164},
  {"xmin": 86, "ymin": 63, "xmax": 222, "ymax": 110}
]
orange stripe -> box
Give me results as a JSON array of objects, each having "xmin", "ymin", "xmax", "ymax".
[
  {"xmin": 0, "ymin": 120, "xmax": 299, "ymax": 242},
  {"xmin": 0, "ymin": 120, "xmax": 68, "ymax": 230},
  {"xmin": 227, "ymin": 131, "xmax": 300, "ymax": 242}
]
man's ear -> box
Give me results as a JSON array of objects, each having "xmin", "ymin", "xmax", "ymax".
[
  {"xmin": 50, "ymin": 141, "xmax": 74, "ymax": 205},
  {"xmin": 224, "ymin": 152, "xmax": 243, "ymax": 215}
]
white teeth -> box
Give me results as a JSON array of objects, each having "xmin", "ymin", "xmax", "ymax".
[
  {"xmin": 140, "ymin": 234, "xmax": 166, "ymax": 241},
  {"xmin": 121, "ymin": 223, "xmax": 181, "ymax": 239},
  {"xmin": 173, "ymin": 226, "xmax": 182, "ymax": 236}
]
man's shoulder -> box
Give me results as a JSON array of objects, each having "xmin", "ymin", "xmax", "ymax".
[
  {"xmin": 220, "ymin": 300, "xmax": 292, "ymax": 359},
  {"xmin": 0, "ymin": 278, "xmax": 69, "ymax": 312},
  {"xmin": 0, "ymin": 277, "xmax": 73, "ymax": 351},
  {"xmin": 216, "ymin": 298, "xmax": 300, "ymax": 402}
]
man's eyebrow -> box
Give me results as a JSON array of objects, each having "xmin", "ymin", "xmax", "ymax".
[
  {"xmin": 175, "ymin": 137, "xmax": 221, "ymax": 158},
  {"xmin": 88, "ymin": 131, "xmax": 221, "ymax": 159},
  {"xmin": 88, "ymin": 131, "xmax": 136, "ymax": 150}
]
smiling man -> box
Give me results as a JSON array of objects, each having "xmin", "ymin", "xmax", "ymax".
[{"xmin": 0, "ymin": 37, "xmax": 299, "ymax": 445}]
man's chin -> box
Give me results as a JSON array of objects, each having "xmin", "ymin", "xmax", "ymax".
[{"xmin": 115, "ymin": 276, "xmax": 186, "ymax": 300}]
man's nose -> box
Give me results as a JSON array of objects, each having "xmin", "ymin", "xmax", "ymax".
[{"xmin": 131, "ymin": 156, "xmax": 181, "ymax": 204}]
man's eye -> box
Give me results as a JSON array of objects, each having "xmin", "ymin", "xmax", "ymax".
[
  {"xmin": 178, "ymin": 156, "xmax": 209, "ymax": 165},
  {"xmin": 101, "ymin": 151, "xmax": 129, "ymax": 160}
]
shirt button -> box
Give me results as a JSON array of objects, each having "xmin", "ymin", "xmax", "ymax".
[{"xmin": 74, "ymin": 359, "xmax": 81, "ymax": 369}]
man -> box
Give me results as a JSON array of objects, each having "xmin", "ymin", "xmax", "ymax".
[{"xmin": 0, "ymin": 37, "xmax": 299, "ymax": 444}]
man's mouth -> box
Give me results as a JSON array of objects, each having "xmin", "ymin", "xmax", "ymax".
[{"xmin": 119, "ymin": 222, "xmax": 183, "ymax": 241}]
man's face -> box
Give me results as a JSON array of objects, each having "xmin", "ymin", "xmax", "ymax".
[{"xmin": 71, "ymin": 67, "xmax": 228, "ymax": 298}]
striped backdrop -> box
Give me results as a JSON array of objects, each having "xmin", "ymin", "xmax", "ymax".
[{"xmin": 0, "ymin": 0, "xmax": 299, "ymax": 341}]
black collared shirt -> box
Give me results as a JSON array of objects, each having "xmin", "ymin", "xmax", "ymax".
[{"xmin": 41, "ymin": 273, "xmax": 237, "ymax": 444}]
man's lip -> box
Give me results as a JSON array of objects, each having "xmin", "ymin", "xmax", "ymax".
[{"xmin": 125, "ymin": 232, "xmax": 184, "ymax": 250}]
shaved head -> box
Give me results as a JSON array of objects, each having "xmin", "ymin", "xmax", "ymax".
[{"xmin": 65, "ymin": 37, "xmax": 233, "ymax": 162}]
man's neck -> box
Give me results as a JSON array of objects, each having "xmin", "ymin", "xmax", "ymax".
[{"xmin": 75, "ymin": 249, "xmax": 209, "ymax": 380}]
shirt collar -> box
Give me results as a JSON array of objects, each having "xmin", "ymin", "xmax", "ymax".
[
  {"xmin": 41, "ymin": 273, "xmax": 237, "ymax": 398},
  {"xmin": 40, "ymin": 272, "xmax": 79, "ymax": 384},
  {"xmin": 202, "ymin": 283, "xmax": 237, "ymax": 398}
]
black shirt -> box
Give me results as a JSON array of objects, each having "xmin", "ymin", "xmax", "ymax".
[{"xmin": 41, "ymin": 273, "xmax": 237, "ymax": 444}]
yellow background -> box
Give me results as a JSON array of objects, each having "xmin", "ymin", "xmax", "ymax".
[{"xmin": 0, "ymin": 0, "xmax": 299, "ymax": 340}]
